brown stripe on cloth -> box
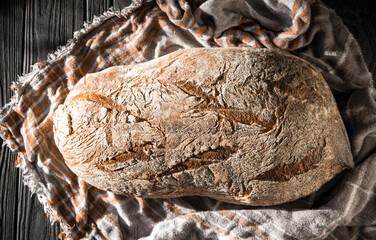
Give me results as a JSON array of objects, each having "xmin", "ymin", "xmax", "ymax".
[
  {"xmin": 164, "ymin": 200, "xmax": 239, "ymax": 240},
  {"xmin": 135, "ymin": 196, "xmax": 162, "ymax": 222},
  {"xmin": 220, "ymin": 210, "xmax": 271, "ymax": 240}
]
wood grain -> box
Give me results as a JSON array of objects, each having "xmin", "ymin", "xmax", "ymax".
[{"xmin": 0, "ymin": 0, "xmax": 375, "ymax": 239}]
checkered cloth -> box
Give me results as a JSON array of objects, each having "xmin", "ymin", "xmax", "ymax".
[{"xmin": 1, "ymin": 0, "xmax": 375, "ymax": 239}]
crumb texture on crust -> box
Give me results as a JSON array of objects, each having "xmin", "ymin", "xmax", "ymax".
[{"xmin": 53, "ymin": 48, "xmax": 353, "ymax": 206}]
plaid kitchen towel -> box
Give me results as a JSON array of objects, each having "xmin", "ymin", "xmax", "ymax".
[{"xmin": 1, "ymin": 0, "xmax": 375, "ymax": 239}]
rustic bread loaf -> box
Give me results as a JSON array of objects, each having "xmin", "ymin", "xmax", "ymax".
[{"xmin": 53, "ymin": 48, "xmax": 353, "ymax": 206}]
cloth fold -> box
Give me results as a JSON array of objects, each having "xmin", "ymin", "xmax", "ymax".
[{"xmin": 1, "ymin": 0, "xmax": 375, "ymax": 239}]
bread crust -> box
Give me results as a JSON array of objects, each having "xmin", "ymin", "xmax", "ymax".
[{"xmin": 53, "ymin": 48, "xmax": 353, "ymax": 206}]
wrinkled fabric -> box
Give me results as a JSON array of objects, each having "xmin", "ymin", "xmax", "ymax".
[{"xmin": 0, "ymin": 0, "xmax": 375, "ymax": 239}]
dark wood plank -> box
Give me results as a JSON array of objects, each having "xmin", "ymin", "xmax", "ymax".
[
  {"xmin": 22, "ymin": 0, "xmax": 85, "ymax": 64},
  {"xmin": 84, "ymin": 0, "xmax": 113, "ymax": 21},
  {"xmin": 0, "ymin": 147, "xmax": 18, "ymax": 240},
  {"xmin": 1, "ymin": 1, "xmax": 28, "ymax": 240},
  {"xmin": 113, "ymin": 0, "xmax": 136, "ymax": 11}
]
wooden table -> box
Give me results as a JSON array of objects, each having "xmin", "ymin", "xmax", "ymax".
[{"xmin": 1, "ymin": 1, "xmax": 375, "ymax": 239}]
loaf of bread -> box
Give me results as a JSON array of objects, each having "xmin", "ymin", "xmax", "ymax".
[{"xmin": 53, "ymin": 48, "xmax": 353, "ymax": 206}]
